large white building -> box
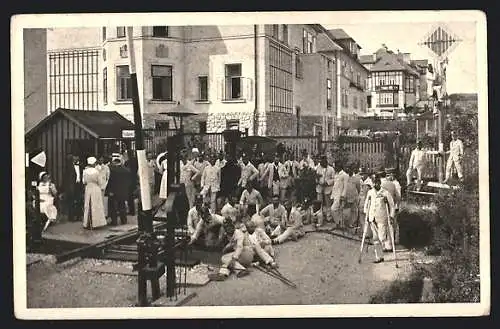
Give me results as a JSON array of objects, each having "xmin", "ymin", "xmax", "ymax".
[{"xmin": 45, "ymin": 25, "xmax": 370, "ymax": 139}]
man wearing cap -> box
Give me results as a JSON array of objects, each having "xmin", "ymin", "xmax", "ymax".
[
  {"xmin": 363, "ymin": 175, "xmax": 396, "ymax": 263},
  {"xmin": 106, "ymin": 157, "xmax": 131, "ymax": 225},
  {"xmin": 200, "ymin": 155, "xmax": 221, "ymax": 213},
  {"xmin": 315, "ymin": 156, "xmax": 335, "ymax": 226},
  {"xmin": 406, "ymin": 140, "xmax": 426, "ymax": 190}
]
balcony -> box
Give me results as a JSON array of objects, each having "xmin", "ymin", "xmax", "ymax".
[
  {"xmin": 375, "ymin": 84, "xmax": 399, "ymax": 92},
  {"xmin": 221, "ymin": 77, "xmax": 252, "ymax": 102}
]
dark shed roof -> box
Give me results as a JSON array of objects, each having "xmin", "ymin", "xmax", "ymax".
[{"xmin": 26, "ymin": 108, "xmax": 135, "ymax": 140}]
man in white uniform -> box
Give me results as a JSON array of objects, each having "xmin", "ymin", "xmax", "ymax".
[
  {"xmin": 444, "ymin": 130, "xmax": 464, "ymax": 183},
  {"xmin": 364, "ymin": 176, "xmax": 396, "ymax": 263},
  {"xmin": 200, "ymin": 155, "xmax": 221, "ymax": 213},
  {"xmin": 406, "ymin": 141, "xmax": 426, "ymax": 189}
]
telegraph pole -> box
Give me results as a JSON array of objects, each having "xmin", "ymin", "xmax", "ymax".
[
  {"xmin": 419, "ymin": 25, "xmax": 461, "ymax": 184},
  {"xmin": 126, "ymin": 27, "xmax": 153, "ymax": 233}
]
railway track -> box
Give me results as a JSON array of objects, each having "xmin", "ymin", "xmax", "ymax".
[{"xmin": 54, "ymin": 222, "xmax": 172, "ymax": 263}]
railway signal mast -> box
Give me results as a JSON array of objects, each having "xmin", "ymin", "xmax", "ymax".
[{"xmin": 418, "ymin": 24, "xmax": 461, "ymax": 184}]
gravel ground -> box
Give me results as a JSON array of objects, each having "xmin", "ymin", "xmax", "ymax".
[{"xmin": 26, "ymin": 228, "xmax": 415, "ymax": 308}]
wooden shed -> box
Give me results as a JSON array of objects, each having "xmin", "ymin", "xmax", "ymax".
[{"xmin": 25, "ymin": 108, "xmax": 135, "ymax": 188}]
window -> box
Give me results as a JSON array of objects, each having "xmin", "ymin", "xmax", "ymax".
[
  {"xmin": 198, "ymin": 121, "xmax": 207, "ymax": 133},
  {"xmin": 197, "ymin": 76, "xmax": 208, "ymax": 101},
  {"xmin": 282, "ymin": 25, "xmax": 288, "ymax": 43},
  {"xmin": 367, "ymin": 95, "xmax": 372, "ymax": 108},
  {"xmin": 226, "ymin": 119, "xmax": 240, "ymax": 130},
  {"xmin": 360, "ymin": 97, "xmax": 364, "ymax": 111},
  {"xmin": 378, "ymin": 92, "xmax": 398, "ymax": 107},
  {"xmin": 102, "ymin": 27, "xmax": 106, "ymax": 42},
  {"xmin": 103, "ymin": 68, "xmax": 107, "ymax": 104},
  {"xmin": 116, "ymin": 65, "xmax": 132, "ymax": 101},
  {"xmin": 295, "ymin": 54, "xmax": 303, "ymax": 79},
  {"xmin": 153, "ymin": 26, "xmax": 169, "ymax": 37},
  {"xmin": 155, "ymin": 120, "xmax": 169, "ymax": 130},
  {"xmin": 353, "ymin": 95, "xmax": 358, "ymax": 109},
  {"xmin": 296, "ymin": 106, "xmax": 301, "ymax": 135},
  {"xmin": 270, "ymin": 43, "xmax": 293, "ymax": 113},
  {"xmin": 341, "ymin": 88, "xmax": 349, "ymax": 108},
  {"xmin": 327, "ymin": 79, "xmax": 332, "ymax": 110},
  {"xmin": 152, "ymin": 65, "xmax": 173, "ymax": 101},
  {"xmin": 224, "ymin": 64, "xmax": 242, "ymax": 100},
  {"xmin": 303, "ymin": 29, "xmax": 315, "ymax": 54},
  {"xmin": 328, "ymin": 122, "xmax": 332, "ymax": 136},
  {"xmin": 342, "ymin": 60, "xmax": 348, "ymax": 76},
  {"xmin": 117, "ymin": 27, "xmax": 126, "ymax": 38},
  {"xmin": 404, "ymin": 75, "xmax": 415, "ymax": 93},
  {"xmin": 357, "ymin": 72, "xmax": 361, "ymax": 86},
  {"xmin": 272, "ymin": 25, "xmax": 279, "ymax": 39}
]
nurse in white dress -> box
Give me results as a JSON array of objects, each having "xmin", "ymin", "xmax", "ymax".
[{"xmin": 37, "ymin": 172, "xmax": 58, "ymax": 232}]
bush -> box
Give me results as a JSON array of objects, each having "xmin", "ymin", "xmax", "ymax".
[
  {"xmin": 369, "ymin": 268, "xmax": 426, "ymax": 304},
  {"xmin": 397, "ymin": 204, "xmax": 437, "ymax": 249}
]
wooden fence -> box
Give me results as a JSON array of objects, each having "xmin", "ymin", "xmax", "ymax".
[
  {"xmin": 143, "ymin": 129, "xmax": 245, "ymax": 155},
  {"xmin": 142, "ymin": 130, "xmax": 479, "ymax": 182},
  {"xmin": 268, "ymin": 135, "xmax": 321, "ymax": 159}
]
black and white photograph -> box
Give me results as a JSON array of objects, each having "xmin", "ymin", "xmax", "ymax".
[{"xmin": 12, "ymin": 11, "xmax": 489, "ymax": 319}]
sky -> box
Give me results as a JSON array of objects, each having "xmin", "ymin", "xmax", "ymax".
[{"xmin": 324, "ymin": 21, "xmax": 478, "ymax": 94}]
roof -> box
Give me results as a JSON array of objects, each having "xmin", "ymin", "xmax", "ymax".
[
  {"xmin": 316, "ymin": 32, "xmax": 343, "ymax": 52},
  {"xmin": 328, "ymin": 29, "xmax": 352, "ymax": 40},
  {"xmin": 359, "ymin": 54, "xmax": 375, "ymax": 64},
  {"xmin": 26, "ymin": 108, "xmax": 135, "ymax": 139},
  {"xmin": 370, "ymin": 52, "xmax": 420, "ymax": 76}
]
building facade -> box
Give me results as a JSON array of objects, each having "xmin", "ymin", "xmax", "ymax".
[
  {"xmin": 24, "ymin": 29, "xmax": 48, "ymax": 132},
  {"xmin": 45, "ymin": 25, "xmax": 349, "ymax": 138},
  {"xmin": 360, "ymin": 46, "xmax": 430, "ymax": 119},
  {"xmin": 324, "ymin": 29, "xmax": 369, "ymax": 132}
]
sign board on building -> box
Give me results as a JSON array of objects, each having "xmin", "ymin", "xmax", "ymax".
[
  {"xmin": 122, "ymin": 130, "xmax": 135, "ymax": 138},
  {"xmin": 377, "ymin": 85, "xmax": 399, "ymax": 92}
]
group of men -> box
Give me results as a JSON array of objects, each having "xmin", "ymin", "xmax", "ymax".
[{"xmin": 168, "ymin": 145, "xmax": 407, "ymax": 280}]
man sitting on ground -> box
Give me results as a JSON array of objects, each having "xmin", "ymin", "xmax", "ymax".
[
  {"xmin": 221, "ymin": 194, "xmax": 239, "ymax": 223},
  {"xmin": 189, "ymin": 204, "xmax": 226, "ymax": 250},
  {"xmin": 259, "ymin": 195, "xmax": 287, "ymax": 237},
  {"xmin": 240, "ymin": 181, "xmax": 264, "ymax": 215},
  {"xmin": 246, "ymin": 218, "xmax": 275, "ymax": 258},
  {"xmin": 210, "ymin": 220, "xmax": 277, "ymax": 281},
  {"xmin": 187, "ymin": 194, "xmax": 204, "ymax": 236},
  {"xmin": 272, "ymin": 200, "xmax": 305, "ymax": 245}
]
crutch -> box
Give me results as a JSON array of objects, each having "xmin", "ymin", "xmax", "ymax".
[
  {"xmin": 386, "ymin": 203, "xmax": 399, "ymax": 269},
  {"xmin": 358, "ymin": 198, "xmax": 370, "ymax": 264}
]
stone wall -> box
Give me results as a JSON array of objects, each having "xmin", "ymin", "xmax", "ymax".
[
  {"xmin": 299, "ymin": 115, "xmax": 323, "ymax": 136},
  {"xmin": 206, "ymin": 112, "xmax": 254, "ymax": 134},
  {"xmin": 265, "ymin": 111, "xmax": 297, "ymax": 136}
]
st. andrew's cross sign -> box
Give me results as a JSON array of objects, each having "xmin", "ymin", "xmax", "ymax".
[{"xmin": 419, "ymin": 24, "xmax": 461, "ymax": 60}]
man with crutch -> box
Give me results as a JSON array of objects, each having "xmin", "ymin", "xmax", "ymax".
[{"xmin": 360, "ymin": 175, "xmax": 396, "ymax": 264}]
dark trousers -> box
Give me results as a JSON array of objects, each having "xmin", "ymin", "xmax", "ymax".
[
  {"xmin": 109, "ymin": 196, "xmax": 127, "ymax": 225},
  {"xmin": 127, "ymin": 185, "xmax": 136, "ymax": 215},
  {"xmin": 66, "ymin": 184, "xmax": 83, "ymax": 221}
]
